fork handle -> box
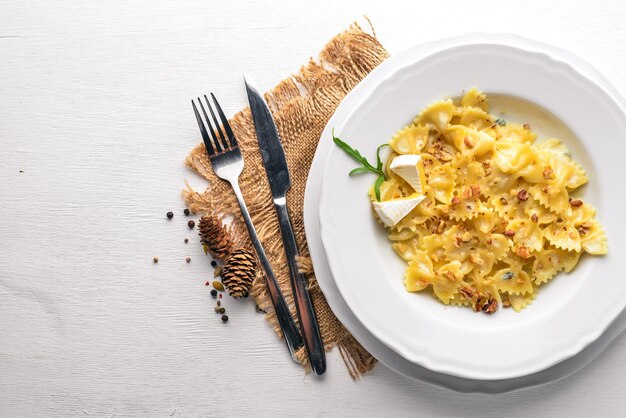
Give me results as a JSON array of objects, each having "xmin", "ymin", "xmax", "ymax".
[
  {"xmin": 274, "ymin": 200, "xmax": 326, "ymax": 375},
  {"xmin": 229, "ymin": 181, "xmax": 304, "ymax": 359}
]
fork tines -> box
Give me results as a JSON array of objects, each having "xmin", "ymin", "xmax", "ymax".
[{"xmin": 192, "ymin": 93, "xmax": 238, "ymax": 156}]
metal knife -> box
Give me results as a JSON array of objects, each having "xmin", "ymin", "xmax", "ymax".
[{"xmin": 244, "ymin": 75, "xmax": 326, "ymax": 375}]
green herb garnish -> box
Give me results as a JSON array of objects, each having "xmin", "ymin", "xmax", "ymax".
[
  {"xmin": 495, "ymin": 118, "xmax": 506, "ymax": 127},
  {"xmin": 332, "ymin": 130, "xmax": 388, "ymax": 201}
]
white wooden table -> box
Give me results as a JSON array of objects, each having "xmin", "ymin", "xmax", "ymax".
[{"xmin": 2, "ymin": 1, "xmax": 626, "ymax": 416}]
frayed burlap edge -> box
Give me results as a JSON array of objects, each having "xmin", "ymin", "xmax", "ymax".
[{"xmin": 183, "ymin": 22, "xmax": 387, "ymax": 379}]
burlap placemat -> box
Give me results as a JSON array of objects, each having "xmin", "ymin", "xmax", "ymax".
[{"xmin": 183, "ymin": 22, "xmax": 388, "ymax": 378}]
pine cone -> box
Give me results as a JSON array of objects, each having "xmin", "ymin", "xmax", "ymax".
[
  {"xmin": 222, "ymin": 248, "xmax": 256, "ymax": 298},
  {"xmin": 198, "ymin": 214, "xmax": 234, "ymax": 261}
]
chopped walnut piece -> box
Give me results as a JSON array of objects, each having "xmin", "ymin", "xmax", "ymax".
[
  {"xmin": 531, "ymin": 213, "xmax": 539, "ymax": 223},
  {"xmin": 470, "ymin": 184, "xmax": 481, "ymax": 197},
  {"xmin": 577, "ymin": 223, "xmax": 590, "ymax": 235},
  {"xmin": 542, "ymin": 185, "xmax": 549, "ymax": 194},
  {"xmin": 543, "ymin": 167, "xmax": 554, "ymax": 180},
  {"xmin": 523, "ymin": 123, "xmax": 530, "ymax": 130},
  {"xmin": 461, "ymin": 187, "xmax": 472, "ymax": 200},
  {"xmin": 502, "ymin": 298, "xmax": 512, "ymax": 308},
  {"xmin": 469, "ymin": 253, "xmax": 484, "ymax": 265},
  {"xmin": 460, "ymin": 287, "xmax": 475, "ymax": 301},
  {"xmin": 436, "ymin": 220, "xmax": 445, "ymax": 234},
  {"xmin": 474, "ymin": 293, "xmax": 488, "ymax": 312},
  {"xmin": 517, "ymin": 189, "xmax": 529, "ymax": 201},
  {"xmin": 504, "ymin": 229, "xmax": 516, "ymax": 237},
  {"xmin": 570, "ymin": 199, "xmax": 583, "ymax": 208},
  {"xmin": 451, "ymin": 196, "xmax": 461, "ymax": 205},
  {"xmin": 482, "ymin": 298, "xmax": 498, "ymax": 314},
  {"xmin": 516, "ymin": 246, "xmax": 531, "ymax": 259},
  {"xmin": 443, "ymin": 270, "xmax": 456, "ymax": 282},
  {"xmin": 500, "ymin": 197, "xmax": 508, "ymax": 205}
]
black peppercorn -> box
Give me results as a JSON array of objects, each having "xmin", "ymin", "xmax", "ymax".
[
  {"xmin": 184, "ymin": 238, "xmax": 189, "ymax": 243},
  {"xmin": 221, "ymin": 315, "xmax": 228, "ymax": 322},
  {"xmin": 186, "ymin": 257, "xmax": 191, "ymax": 263},
  {"xmin": 218, "ymin": 307, "xmax": 226, "ymax": 314},
  {"xmin": 188, "ymin": 220, "xmax": 195, "ymax": 229},
  {"xmin": 210, "ymin": 289, "xmax": 218, "ymax": 297},
  {"xmin": 210, "ymin": 260, "xmax": 217, "ymax": 267},
  {"xmin": 166, "ymin": 211, "xmax": 174, "ymax": 219},
  {"xmin": 184, "ymin": 208, "xmax": 191, "ymax": 216}
]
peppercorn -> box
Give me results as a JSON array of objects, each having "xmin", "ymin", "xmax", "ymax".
[
  {"xmin": 186, "ymin": 257, "xmax": 191, "ymax": 263},
  {"xmin": 221, "ymin": 315, "xmax": 229, "ymax": 322},
  {"xmin": 211, "ymin": 260, "xmax": 217, "ymax": 268},
  {"xmin": 214, "ymin": 306, "xmax": 222, "ymax": 313},
  {"xmin": 184, "ymin": 208, "xmax": 191, "ymax": 216},
  {"xmin": 218, "ymin": 307, "xmax": 226, "ymax": 314},
  {"xmin": 205, "ymin": 281, "xmax": 210, "ymax": 286},
  {"xmin": 217, "ymin": 300, "xmax": 221, "ymax": 306},
  {"xmin": 219, "ymin": 293, "xmax": 223, "ymax": 299},
  {"xmin": 210, "ymin": 289, "xmax": 218, "ymax": 297},
  {"xmin": 153, "ymin": 256, "xmax": 159, "ymax": 263},
  {"xmin": 242, "ymin": 291, "xmax": 249, "ymax": 298},
  {"xmin": 184, "ymin": 238, "xmax": 189, "ymax": 243},
  {"xmin": 188, "ymin": 220, "xmax": 195, "ymax": 229},
  {"xmin": 166, "ymin": 211, "xmax": 174, "ymax": 219}
]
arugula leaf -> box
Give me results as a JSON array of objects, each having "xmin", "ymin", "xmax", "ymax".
[
  {"xmin": 332, "ymin": 129, "xmax": 387, "ymax": 201},
  {"xmin": 374, "ymin": 174, "xmax": 385, "ymax": 202}
]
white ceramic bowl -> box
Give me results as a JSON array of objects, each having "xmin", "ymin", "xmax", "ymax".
[{"xmin": 316, "ymin": 37, "xmax": 626, "ymax": 380}]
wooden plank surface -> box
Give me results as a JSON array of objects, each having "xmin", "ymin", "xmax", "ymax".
[{"xmin": 1, "ymin": 0, "xmax": 626, "ymax": 416}]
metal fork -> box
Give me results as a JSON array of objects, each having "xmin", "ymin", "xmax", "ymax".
[{"xmin": 192, "ymin": 94, "xmax": 304, "ymax": 360}]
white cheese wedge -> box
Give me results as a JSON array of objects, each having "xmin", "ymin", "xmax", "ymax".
[
  {"xmin": 372, "ymin": 194, "xmax": 426, "ymax": 227},
  {"xmin": 390, "ymin": 154, "xmax": 425, "ymax": 193}
]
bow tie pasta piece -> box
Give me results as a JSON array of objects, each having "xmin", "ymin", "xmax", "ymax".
[
  {"xmin": 528, "ymin": 184, "xmax": 571, "ymax": 215},
  {"xmin": 543, "ymin": 220, "xmax": 582, "ymax": 252},
  {"xmin": 507, "ymin": 290, "xmax": 538, "ymax": 312},
  {"xmin": 580, "ymin": 220, "xmax": 608, "ymax": 255},
  {"xmin": 426, "ymin": 163, "xmax": 456, "ymax": 204},
  {"xmin": 404, "ymin": 251, "xmax": 436, "ymax": 292},
  {"xmin": 446, "ymin": 125, "xmax": 495, "ymax": 158},
  {"xmin": 389, "ymin": 124, "xmax": 429, "ymax": 155},
  {"xmin": 416, "ymin": 100, "xmax": 455, "ymax": 132},
  {"xmin": 491, "ymin": 267, "xmax": 534, "ymax": 296},
  {"xmin": 506, "ymin": 219, "xmax": 544, "ymax": 254},
  {"xmin": 455, "ymin": 106, "xmax": 494, "ymax": 131},
  {"xmin": 532, "ymin": 248, "xmax": 581, "ymax": 285},
  {"xmin": 451, "ymin": 156, "xmax": 486, "ymax": 187},
  {"xmin": 448, "ymin": 194, "xmax": 485, "ymax": 221},
  {"xmin": 371, "ymin": 89, "xmax": 607, "ymax": 314},
  {"xmin": 461, "ymin": 88, "xmax": 489, "ymax": 111},
  {"xmin": 431, "ymin": 261, "xmax": 468, "ymax": 304},
  {"xmin": 481, "ymin": 165, "xmax": 519, "ymax": 197},
  {"xmin": 492, "ymin": 140, "xmax": 537, "ymax": 174},
  {"xmin": 471, "ymin": 210, "xmax": 501, "ymax": 235}
]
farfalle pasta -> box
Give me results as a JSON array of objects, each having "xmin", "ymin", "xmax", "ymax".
[{"xmin": 371, "ymin": 89, "xmax": 608, "ymax": 313}]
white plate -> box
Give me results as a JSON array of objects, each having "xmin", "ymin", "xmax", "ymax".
[
  {"xmin": 305, "ymin": 34, "xmax": 626, "ymax": 391},
  {"xmin": 316, "ymin": 36, "xmax": 626, "ymax": 380}
]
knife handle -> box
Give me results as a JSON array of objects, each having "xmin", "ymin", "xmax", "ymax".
[
  {"xmin": 230, "ymin": 182, "xmax": 304, "ymax": 359},
  {"xmin": 274, "ymin": 199, "xmax": 326, "ymax": 375}
]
